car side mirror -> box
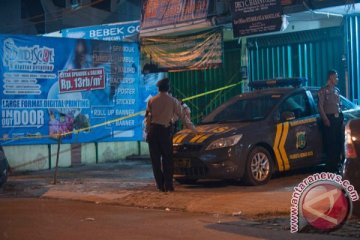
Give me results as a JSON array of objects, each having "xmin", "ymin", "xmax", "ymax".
[{"xmin": 281, "ymin": 111, "xmax": 295, "ymax": 121}]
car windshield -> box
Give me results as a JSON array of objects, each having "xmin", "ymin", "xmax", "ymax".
[{"xmin": 201, "ymin": 94, "xmax": 282, "ymax": 124}]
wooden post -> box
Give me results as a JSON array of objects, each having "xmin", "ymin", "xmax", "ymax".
[{"xmin": 53, "ymin": 136, "xmax": 61, "ymax": 185}]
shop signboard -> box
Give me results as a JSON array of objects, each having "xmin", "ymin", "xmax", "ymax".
[
  {"xmin": 62, "ymin": 21, "xmax": 140, "ymax": 41},
  {"xmin": 230, "ymin": 0, "xmax": 283, "ymax": 38}
]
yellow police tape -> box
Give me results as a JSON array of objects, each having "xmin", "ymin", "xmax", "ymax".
[
  {"xmin": 1, "ymin": 81, "xmax": 244, "ymax": 142},
  {"xmin": 181, "ymin": 81, "xmax": 242, "ymax": 101}
]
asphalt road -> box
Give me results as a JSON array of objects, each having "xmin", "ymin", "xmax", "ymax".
[
  {"xmin": 0, "ymin": 160, "xmax": 359, "ymax": 239},
  {"xmin": 0, "ymin": 198, "xmax": 357, "ymax": 240}
]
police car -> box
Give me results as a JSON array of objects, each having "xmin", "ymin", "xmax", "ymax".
[{"xmin": 172, "ymin": 78, "xmax": 360, "ymax": 185}]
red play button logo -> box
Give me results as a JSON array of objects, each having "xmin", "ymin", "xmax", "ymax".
[{"xmin": 301, "ymin": 183, "xmax": 350, "ymax": 231}]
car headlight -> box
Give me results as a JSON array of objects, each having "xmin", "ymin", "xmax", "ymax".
[{"xmin": 205, "ymin": 134, "xmax": 242, "ymax": 150}]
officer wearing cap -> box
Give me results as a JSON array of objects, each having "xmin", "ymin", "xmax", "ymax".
[
  {"xmin": 318, "ymin": 69, "xmax": 344, "ymax": 172},
  {"xmin": 146, "ymin": 77, "xmax": 196, "ymax": 192}
]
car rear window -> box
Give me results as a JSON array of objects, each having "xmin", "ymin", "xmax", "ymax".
[
  {"xmin": 310, "ymin": 89, "xmax": 358, "ymax": 112},
  {"xmin": 202, "ymin": 95, "xmax": 281, "ymax": 123}
]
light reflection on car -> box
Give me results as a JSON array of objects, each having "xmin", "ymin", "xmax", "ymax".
[{"xmin": 342, "ymin": 118, "xmax": 360, "ymax": 215}]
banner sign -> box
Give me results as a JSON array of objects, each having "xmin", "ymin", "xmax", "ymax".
[
  {"xmin": 141, "ymin": 28, "xmax": 223, "ymax": 72},
  {"xmin": 230, "ymin": 0, "xmax": 283, "ymax": 38},
  {"xmin": 0, "ymin": 35, "xmax": 143, "ymax": 145},
  {"xmin": 141, "ymin": 0, "xmax": 210, "ymax": 30},
  {"xmin": 62, "ymin": 21, "xmax": 140, "ymax": 41},
  {"xmin": 140, "ymin": 72, "xmax": 167, "ymax": 111}
]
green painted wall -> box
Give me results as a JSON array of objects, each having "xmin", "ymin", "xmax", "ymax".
[
  {"xmin": 247, "ymin": 27, "xmax": 345, "ymax": 92},
  {"xmin": 345, "ymin": 15, "xmax": 360, "ymax": 103},
  {"xmin": 166, "ymin": 24, "xmax": 360, "ymax": 126},
  {"xmin": 169, "ymin": 41, "xmax": 244, "ymax": 124}
]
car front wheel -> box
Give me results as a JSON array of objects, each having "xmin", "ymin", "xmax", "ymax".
[{"xmin": 244, "ymin": 146, "xmax": 273, "ymax": 186}]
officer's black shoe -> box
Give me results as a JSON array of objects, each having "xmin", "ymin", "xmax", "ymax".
[
  {"xmin": 165, "ymin": 186, "xmax": 174, "ymax": 192},
  {"xmin": 157, "ymin": 185, "xmax": 166, "ymax": 192}
]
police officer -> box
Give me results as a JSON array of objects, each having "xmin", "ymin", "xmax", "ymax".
[
  {"xmin": 146, "ymin": 78, "xmax": 196, "ymax": 192},
  {"xmin": 318, "ymin": 69, "xmax": 344, "ymax": 173}
]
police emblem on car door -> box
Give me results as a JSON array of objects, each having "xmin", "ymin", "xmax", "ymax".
[{"xmin": 296, "ymin": 131, "xmax": 306, "ymax": 150}]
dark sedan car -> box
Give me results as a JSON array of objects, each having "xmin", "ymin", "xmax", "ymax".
[
  {"xmin": 343, "ymin": 118, "xmax": 360, "ymax": 215},
  {"xmin": 173, "ymin": 78, "xmax": 360, "ymax": 185},
  {"xmin": 0, "ymin": 145, "xmax": 9, "ymax": 188}
]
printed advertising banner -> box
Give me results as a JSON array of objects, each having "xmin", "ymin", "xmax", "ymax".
[
  {"xmin": 0, "ymin": 35, "xmax": 143, "ymax": 145},
  {"xmin": 141, "ymin": 0, "xmax": 209, "ymax": 30},
  {"xmin": 230, "ymin": 0, "xmax": 283, "ymax": 38},
  {"xmin": 62, "ymin": 21, "xmax": 140, "ymax": 41},
  {"xmin": 141, "ymin": 28, "xmax": 223, "ymax": 72}
]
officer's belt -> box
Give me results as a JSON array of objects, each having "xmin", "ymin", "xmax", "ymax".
[{"xmin": 326, "ymin": 113, "xmax": 341, "ymax": 118}]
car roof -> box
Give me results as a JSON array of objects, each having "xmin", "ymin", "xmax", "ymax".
[
  {"xmin": 242, "ymin": 84, "xmax": 324, "ymax": 97},
  {"xmin": 244, "ymin": 78, "xmax": 314, "ymax": 97},
  {"xmin": 241, "ymin": 87, "xmax": 302, "ymax": 97}
]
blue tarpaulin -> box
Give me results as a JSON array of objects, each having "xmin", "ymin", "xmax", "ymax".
[{"xmin": 0, "ymin": 34, "xmax": 143, "ymax": 145}]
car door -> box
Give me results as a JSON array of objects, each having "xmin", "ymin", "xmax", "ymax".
[{"xmin": 274, "ymin": 91, "xmax": 323, "ymax": 171}]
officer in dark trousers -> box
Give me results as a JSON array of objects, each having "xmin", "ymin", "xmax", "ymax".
[
  {"xmin": 146, "ymin": 78, "xmax": 196, "ymax": 192},
  {"xmin": 318, "ymin": 69, "xmax": 344, "ymax": 173}
]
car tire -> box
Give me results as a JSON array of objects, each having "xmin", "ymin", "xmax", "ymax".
[
  {"xmin": 0, "ymin": 167, "xmax": 8, "ymax": 188},
  {"xmin": 174, "ymin": 178, "xmax": 198, "ymax": 185},
  {"xmin": 244, "ymin": 146, "xmax": 273, "ymax": 186},
  {"xmin": 0, "ymin": 150, "xmax": 8, "ymax": 188}
]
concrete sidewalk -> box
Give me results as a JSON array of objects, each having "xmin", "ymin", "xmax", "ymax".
[{"xmin": 3, "ymin": 158, "xmax": 296, "ymax": 218}]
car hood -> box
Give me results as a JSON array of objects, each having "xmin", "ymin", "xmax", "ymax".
[{"xmin": 173, "ymin": 122, "xmax": 251, "ymax": 145}]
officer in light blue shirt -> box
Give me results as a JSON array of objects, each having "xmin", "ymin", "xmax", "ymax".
[{"xmin": 318, "ymin": 69, "xmax": 344, "ymax": 173}]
